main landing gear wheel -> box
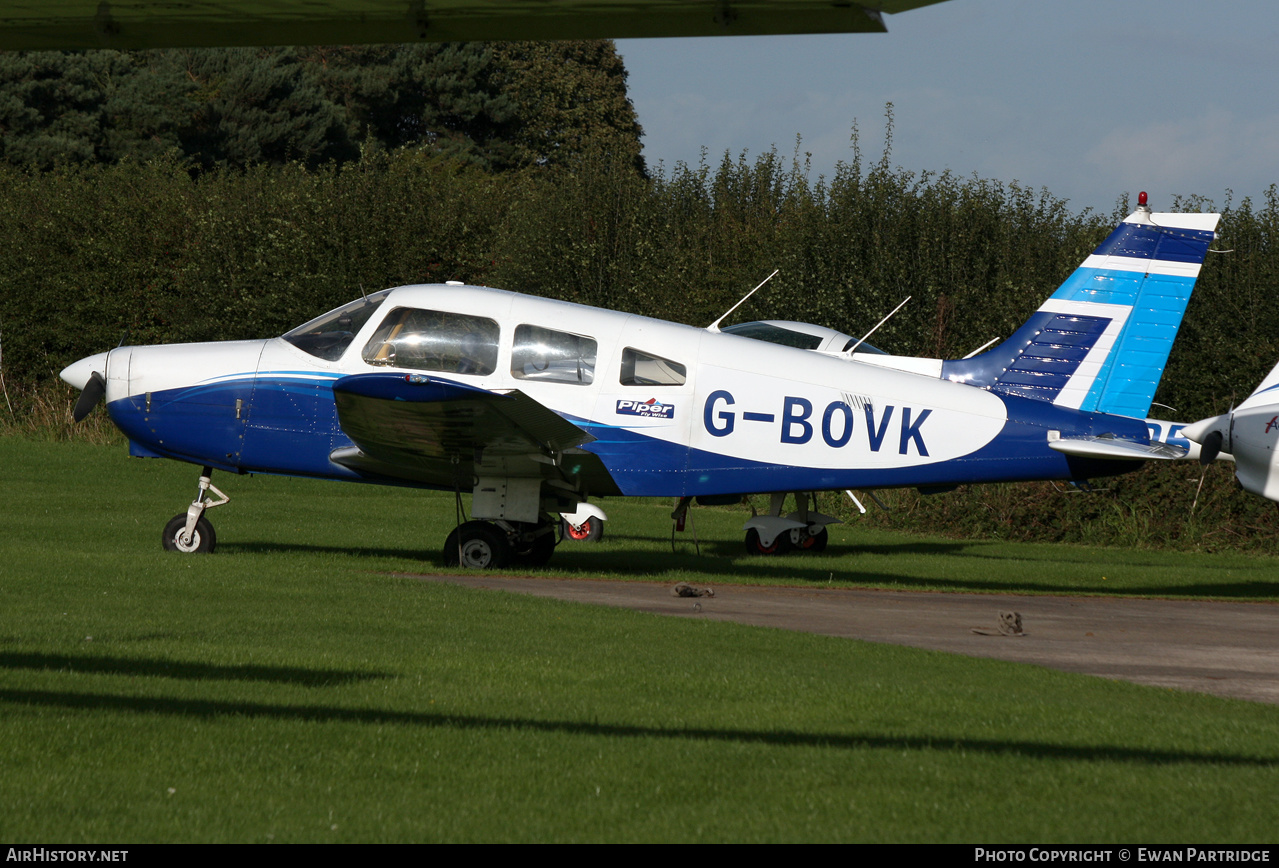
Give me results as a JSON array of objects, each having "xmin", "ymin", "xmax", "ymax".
[
  {"xmin": 443, "ymin": 521, "xmax": 513, "ymax": 569},
  {"xmin": 745, "ymin": 528, "xmax": 791, "ymax": 556},
  {"xmin": 513, "ymin": 527, "xmax": 557, "ymax": 568},
  {"xmin": 561, "ymin": 515, "xmax": 604, "ymax": 543},
  {"xmin": 788, "ymin": 525, "xmax": 829, "ymax": 552},
  {"xmin": 162, "ymin": 513, "xmax": 216, "ymax": 553}
]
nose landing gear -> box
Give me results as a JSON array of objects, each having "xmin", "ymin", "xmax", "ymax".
[{"xmin": 161, "ymin": 467, "xmax": 230, "ymax": 553}]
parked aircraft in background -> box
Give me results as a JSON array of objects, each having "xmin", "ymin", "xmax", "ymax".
[
  {"xmin": 1182, "ymin": 365, "xmax": 1279, "ymax": 500},
  {"xmin": 62, "ymin": 196, "xmax": 1219, "ymax": 567}
]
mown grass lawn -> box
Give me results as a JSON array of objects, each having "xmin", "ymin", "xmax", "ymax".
[{"xmin": 2, "ymin": 437, "xmax": 1277, "ymax": 842}]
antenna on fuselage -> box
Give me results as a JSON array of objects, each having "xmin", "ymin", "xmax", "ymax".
[
  {"xmin": 845, "ymin": 296, "xmax": 911, "ymax": 356},
  {"xmin": 706, "ymin": 269, "xmax": 780, "ymax": 333},
  {"xmin": 961, "ymin": 336, "xmax": 1001, "ymax": 359}
]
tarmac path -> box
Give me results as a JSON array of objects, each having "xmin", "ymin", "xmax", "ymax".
[{"xmin": 412, "ymin": 573, "xmax": 1279, "ymax": 705}]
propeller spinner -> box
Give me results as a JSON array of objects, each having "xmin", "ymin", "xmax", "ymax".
[{"xmin": 59, "ymin": 351, "xmax": 109, "ymax": 422}]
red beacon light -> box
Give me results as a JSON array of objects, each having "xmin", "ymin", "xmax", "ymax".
[{"xmin": 1138, "ymin": 191, "xmax": 1148, "ymax": 207}]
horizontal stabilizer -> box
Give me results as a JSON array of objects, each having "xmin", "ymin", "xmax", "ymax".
[{"xmin": 1047, "ymin": 436, "xmax": 1186, "ymax": 461}]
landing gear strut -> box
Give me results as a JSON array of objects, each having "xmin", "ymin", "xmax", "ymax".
[{"xmin": 161, "ymin": 466, "xmax": 229, "ymax": 554}]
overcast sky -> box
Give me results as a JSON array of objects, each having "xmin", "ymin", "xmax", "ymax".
[{"xmin": 617, "ymin": 0, "xmax": 1279, "ymax": 217}]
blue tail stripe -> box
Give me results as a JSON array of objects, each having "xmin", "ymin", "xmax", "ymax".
[
  {"xmin": 996, "ymin": 384, "xmax": 1070, "ymax": 401},
  {"xmin": 1052, "ymin": 268, "xmax": 1144, "ymax": 304},
  {"xmin": 1005, "ymin": 360, "xmax": 1084, "ymax": 377},
  {"xmin": 1077, "ymin": 271, "xmax": 1196, "ymax": 417},
  {"xmin": 1092, "ymin": 221, "xmax": 1215, "ymax": 263},
  {"xmin": 942, "ymin": 312, "xmax": 1111, "ymax": 402},
  {"xmin": 1020, "ymin": 345, "xmax": 1094, "ymax": 363}
]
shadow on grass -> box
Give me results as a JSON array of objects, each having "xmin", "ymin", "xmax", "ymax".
[
  {"xmin": 222, "ymin": 541, "xmax": 440, "ymax": 561},
  {"xmin": 1, "ymin": 687, "xmax": 1275, "ymax": 768},
  {"xmin": 907, "ymin": 544, "xmax": 1278, "ymax": 573},
  {"xmin": 216, "ymin": 538, "xmax": 1279, "ymax": 601},
  {"xmin": 558, "ymin": 548, "xmax": 1279, "ymax": 599},
  {"xmin": 0, "ymin": 652, "xmax": 391, "ymax": 687}
]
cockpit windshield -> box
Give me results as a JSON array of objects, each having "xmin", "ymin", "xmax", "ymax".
[{"xmin": 283, "ymin": 291, "xmax": 391, "ymax": 361}]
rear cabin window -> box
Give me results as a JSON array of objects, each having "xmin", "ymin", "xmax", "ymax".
[
  {"xmin": 362, "ymin": 308, "xmax": 499, "ymax": 375},
  {"xmin": 620, "ymin": 348, "xmax": 687, "ymax": 386},
  {"xmin": 511, "ymin": 325, "xmax": 597, "ymax": 385}
]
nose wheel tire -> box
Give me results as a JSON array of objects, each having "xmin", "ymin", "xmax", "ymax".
[
  {"xmin": 162, "ymin": 513, "xmax": 216, "ymax": 553},
  {"xmin": 561, "ymin": 516, "xmax": 603, "ymax": 542}
]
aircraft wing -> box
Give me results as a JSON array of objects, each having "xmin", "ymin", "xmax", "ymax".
[
  {"xmin": 329, "ymin": 372, "xmax": 612, "ymax": 491},
  {"xmin": 0, "ymin": 1, "xmax": 950, "ymax": 51},
  {"xmin": 1047, "ymin": 436, "xmax": 1187, "ymax": 461}
]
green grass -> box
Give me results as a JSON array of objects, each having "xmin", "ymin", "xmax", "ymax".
[{"xmin": 2, "ymin": 436, "xmax": 1279, "ymax": 842}]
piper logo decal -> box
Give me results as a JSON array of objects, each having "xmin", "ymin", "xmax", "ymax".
[{"xmin": 617, "ymin": 398, "xmax": 675, "ymax": 419}]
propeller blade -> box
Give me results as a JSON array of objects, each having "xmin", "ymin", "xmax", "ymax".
[
  {"xmin": 72, "ymin": 371, "xmax": 106, "ymax": 422},
  {"xmin": 1198, "ymin": 429, "xmax": 1223, "ymax": 466}
]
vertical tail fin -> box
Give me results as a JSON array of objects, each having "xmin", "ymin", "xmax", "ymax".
[{"xmin": 942, "ymin": 207, "xmax": 1220, "ymax": 418}]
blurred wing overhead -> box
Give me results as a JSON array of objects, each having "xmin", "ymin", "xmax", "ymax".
[{"xmin": 0, "ymin": 1, "xmax": 951, "ymax": 51}]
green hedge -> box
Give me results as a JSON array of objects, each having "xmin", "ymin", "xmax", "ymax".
[{"xmin": 3, "ymin": 142, "xmax": 1278, "ymax": 551}]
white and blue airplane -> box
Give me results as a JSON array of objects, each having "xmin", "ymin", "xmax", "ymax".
[{"xmin": 61, "ymin": 196, "xmax": 1219, "ymax": 567}]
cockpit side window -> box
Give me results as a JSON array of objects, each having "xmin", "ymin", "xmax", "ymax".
[
  {"xmin": 719, "ymin": 322, "xmax": 823, "ymax": 350},
  {"xmin": 842, "ymin": 338, "xmax": 888, "ymax": 355},
  {"xmin": 620, "ymin": 348, "xmax": 687, "ymax": 386},
  {"xmin": 511, "ymin": 325, "xmax": 597, "ymax": 385},
  {"xmin": 283, "ymin": 290, "xmax": 392, "ymax": 361},
  {"xmin": 362, "ymin": 307, "xmax": 499, "ymax": 375}
]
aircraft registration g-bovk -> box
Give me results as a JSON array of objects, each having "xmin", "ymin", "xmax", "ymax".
[{"xmin": 62, "ymin": 197, "xmax": 1219, "ymax": 567}]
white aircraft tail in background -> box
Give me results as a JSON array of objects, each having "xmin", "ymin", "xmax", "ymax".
[{"xmin": 1182, "ymin": 362, "xmax": 1279, "ymax": 501}]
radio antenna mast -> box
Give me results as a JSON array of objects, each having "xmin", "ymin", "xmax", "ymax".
[
  {"xmin": 845, "ymin": 296, "xmax": 910, "ymax": 356},
  {"xmin": 706, "ymin": 269, "xmax": 780, "ymax": 333}
]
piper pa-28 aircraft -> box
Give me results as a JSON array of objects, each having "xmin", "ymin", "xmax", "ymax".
[{"xmin": 62, "ymin": 196, "xmax": 1219, "ymax": 567}]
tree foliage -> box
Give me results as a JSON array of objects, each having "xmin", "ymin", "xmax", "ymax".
[{"xmin": 0, "ymin": 41, "xmax": 644, "ymax": 173}]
